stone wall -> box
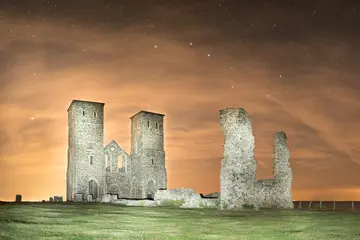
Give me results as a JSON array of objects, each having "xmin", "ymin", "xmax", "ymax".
[
  {"xmin": 105, "ymin": 171, "xmax": 130, "ymax": 198},
  {"xmin": 219, "ymin": 108, "xmax": 293, "ymax": 209}
]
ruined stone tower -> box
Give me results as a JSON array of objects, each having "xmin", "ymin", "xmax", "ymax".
[
  {"xmin": 129, "ymin": 111, "xmax": 167, "ymax": 199},
  {"xmin": 219, "ymin": 108, "xmax": 258, "ymax": 209},
  {"xmin": 67, "ymin": 100, "xmax": 106, "ymax": 201},
  {"xmin": 219, "ymin": 108, "xmax": 293, "ymax": 209}
]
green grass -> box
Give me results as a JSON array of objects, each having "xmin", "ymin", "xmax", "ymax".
[
  {"xmin": 158, "ymin": 199, "xmax": 185, "ymax": 207},
  {"xmin": 0, "ymin": 203, "xmax": 359, "ymax": 240}
]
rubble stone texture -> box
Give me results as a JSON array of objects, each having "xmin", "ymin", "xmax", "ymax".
[
  {"xmin": 111, "ymin": 199, "xmax": 156, "ymax": 207},
  {"xmin": 100, "ymin": 194, "xmax": 112, "ymax": 203},
  {"xmin": 154, "ymin": 188, "xmax": 217, "ymax": 208},
  {"xmin": 154, "ymin": 188, "xmax": 200, "ymax": 205},
  {"xmin": 87, "ymin": 195, "xmax": 94, "ymax": 202},
  {"xmin": 219, "ymin": 108, "xmax": 293, "ymax": 209},
  {"xmin": 67, "ymin": 100, "xmax": 167, "ymax": 202}
]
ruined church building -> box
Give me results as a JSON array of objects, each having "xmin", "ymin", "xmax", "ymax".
[
  {"xmin": 67, "ymin": 100, "xmax": 293, "ymax": 209},
  {"xmin": 66, "ymin": 100, "xmax": 167, "ymax": 201}
]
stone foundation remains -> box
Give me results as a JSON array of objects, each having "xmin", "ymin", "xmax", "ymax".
[{"xmin": 101, "ymin": 188, "xmax": 217, "ymax": 208}]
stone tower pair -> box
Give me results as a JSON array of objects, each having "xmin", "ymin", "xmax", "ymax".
[{"xmin": 66, "ymin": 100, "xmax": 166, "ymax": 201}]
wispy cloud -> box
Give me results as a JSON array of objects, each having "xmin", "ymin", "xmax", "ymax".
[{"xmin": 1, "ymin": 1, "xmax": 360, "ymax": 201}]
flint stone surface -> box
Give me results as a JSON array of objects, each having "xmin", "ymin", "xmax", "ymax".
[
  {"xmin": 219, "ymin": 108, "xmax": 257, "ymax": 209},
  {"xmin": 219, "ymin": 108, "xmax": 293, "ymax": 210},
  {"xmin": 111, "ymin": 194, "xmax": 118, "ymax": 201},
  {"xmin": 87, "ymin": 195, "xmax": 93, "ymax": 202},
  {"xmin": 100, "ymin": 193, "xmax": 111, "ymax": 203},
  {"xmin": 154, "ymin": 188, "xmax": 200, "ymax": 204},
  {"xmin": 74, "ymin": 193, "xmax": 84, "ymax": 202},
  {"xmin": 111, "ymin": 199, "xmax": 156, "ymax": 207},
  {"xmin": 154, "ymin": 188, "xmax": 216, "ymax": 208},
  {"xmin": 271, "ymin": 131, "xmax": 293, "ymax": 208}
]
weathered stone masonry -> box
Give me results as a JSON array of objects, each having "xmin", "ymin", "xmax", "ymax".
[
  {"xmin": 219, "ymin": 108, "xmax": 293, "ymax": 209},
  {"xmin": 66, "ymin": 101, "xmax": 292, "ymax": 209},
  {"xmin": 66, "ymin": 100, "xmax": 167, "ymax": 201}
]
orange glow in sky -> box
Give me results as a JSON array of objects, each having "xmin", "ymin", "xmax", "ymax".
[{"xmin": 1, "ymin": 2, "xmax": 360, "ymax": 202}]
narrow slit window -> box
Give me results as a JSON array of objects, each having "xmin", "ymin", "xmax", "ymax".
[
  {"xmin": 90, "ymin": 156, "xmax": 93, "ymax": 165},
  {"xmin": 148, "ymin": 121, "xmax": 150, "ymax": 128},
  {"xmin": 151, "ymin": 159, "xmax": 154, "ymax": 165},
  {"xmin": 83, "ymin": 111, "xmax": 85, "ymax": 116},
  {"xmin": 94, "ymin": 112, "xmax": 97, "ymax": 117},
  {"xmin": 155, "ymin": 122, "xmax": 158, "ymax": 129}
]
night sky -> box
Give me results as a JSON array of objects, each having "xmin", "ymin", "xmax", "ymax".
[{"xmin": 1, "ymin": 0, "xmax": 360, "ymax": 201}]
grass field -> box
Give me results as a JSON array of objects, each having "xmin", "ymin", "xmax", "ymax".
[{"xmin": 0, "ymin": 203, "xmax": 359, "ymax": 240}]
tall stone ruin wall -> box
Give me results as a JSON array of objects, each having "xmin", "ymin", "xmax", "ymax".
[{"xmin": 219, "ymin": 108, "xmax": 293, "ymax": 209}]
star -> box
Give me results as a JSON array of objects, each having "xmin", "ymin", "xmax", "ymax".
[
  {"xmin": 207, "ymin": 53, "xmax": 211, "ymax": 57},
  {"xmin": 30, "ymin": 117, "xmax": 35, "ymax": 120},
  {"xmin": 189, "ymin": 42, "xmax": 193, "ymax": 45}
]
